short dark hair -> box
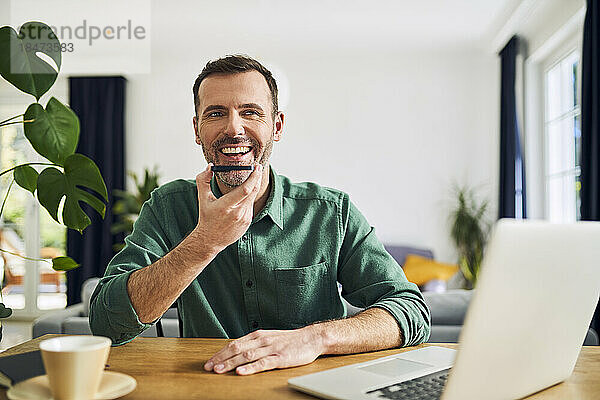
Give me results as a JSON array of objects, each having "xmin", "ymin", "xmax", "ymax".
[{"xmin": 193, "ymin": 55, "xmax": 278, "ymax": 118}]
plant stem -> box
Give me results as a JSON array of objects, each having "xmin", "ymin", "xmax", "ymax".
[
  {"xmin": 0, "ymin": 121, "xmax": 25, "ymax": 128},
  {"xmin": 0, "ymin": 248, "xmax": 51, "ymax": 264},
  {"xmin": 0, "ymin": 163, "xmax": 59, "ymax": 180},
  {"xmin": 0, "ymin": 178, "xmax": 14, "ymax": 301},
  {"xmin": 0, "ymin": 179, "xmax": 15, "ymax": 224},
  {"xmin": 0, "ymin": 114, "xmax": 23, "ymax": 126}
]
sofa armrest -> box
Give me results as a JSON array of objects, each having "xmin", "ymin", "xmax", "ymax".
[{"xmin": 32, "ymin": 303, "xmax": 85, "ymax": 338}]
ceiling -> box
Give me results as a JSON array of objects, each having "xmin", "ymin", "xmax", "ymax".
[
  {"xmin": 0, "ymin": 0, "xmax": 528, "ymax": 71},
  {"xmin": 151, "ymin": 0, "xmax": 524, "ymax": 52}
]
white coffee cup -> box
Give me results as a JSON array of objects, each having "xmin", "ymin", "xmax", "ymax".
[{"xmin": 39, "ymin": 336, "xmax": 112, "ymax": 400}]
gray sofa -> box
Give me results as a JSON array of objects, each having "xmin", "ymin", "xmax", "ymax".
[
  {"xmin": 33, "ymin": 278, "xmax": 599, "ymax": 345},
  {"xmin": 33, "ymin": 245, "xmax": 599, "ymax": 345},
  {"xmin": 33, "ymin": 278, "xmax": 180, "ymax": 338}
]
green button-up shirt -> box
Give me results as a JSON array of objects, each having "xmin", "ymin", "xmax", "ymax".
[{"xmin": 89, "ymin": 167, "xmax": 431, "ymax": 346}]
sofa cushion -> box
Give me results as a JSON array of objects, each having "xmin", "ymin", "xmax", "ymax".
[
  {"xmin": 423, "ymin": 289, "xmax": 472, "ymax": 325},
  {"xmin": 163, "ymin": 308, "xmax": 179, "ymax": 319},
  {"xmin": 63, "ymin": 317, "xmax": 92, "ymax": 335},
  {"xmin": 32, "ymin": 303, "xmax": 86, "ymax": 338},
  {"xmin": 383, "ymin": 245, "xmax": 434, "ymax": 266},
  {"xmin": 402, "ymin": 255, "xmax": 459, "ymax": 286},
  {"xmin": 428, "ymin": 325, "xmax": 462, "ymax": 343}
]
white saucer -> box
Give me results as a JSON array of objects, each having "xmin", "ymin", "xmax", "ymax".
[{"xmin": 7, "ymin": 371, "xmax": 137, "ymax": 400}]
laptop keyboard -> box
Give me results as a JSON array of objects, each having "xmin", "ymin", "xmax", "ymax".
[{"xmin": 365, "ymin": 368, "xmax": 450, "ymax": 400}]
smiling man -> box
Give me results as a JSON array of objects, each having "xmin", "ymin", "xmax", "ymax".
[{"xmin": 89, "ymin": 55, "xmax": 430, "ymax": 375}]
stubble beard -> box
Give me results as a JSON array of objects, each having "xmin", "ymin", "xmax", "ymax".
[{"xmin": 201, "ymin": 134, "xmax": 274, "ymax": 188}]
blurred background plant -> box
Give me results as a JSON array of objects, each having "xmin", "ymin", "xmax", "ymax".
[
  {"xmin": 111, "ymin": 167, "xmax": 160, "ymax": 252},
  {"xmin": 449, "ymin": 185, "xmax": 491, "ymax": 289},
  {"xmin": 0, "ymin": 21, "xmax": 108, "ymax": 324}
]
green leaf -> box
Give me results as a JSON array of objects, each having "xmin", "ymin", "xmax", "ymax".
[
  {"xmin": 24, "ymin": 98, "xmax": 79, "ymax": 165},
  {"xmin": 52, "ymin": 256, "xmax": 80, "ymax": 271},
  {"xmin": 13, "ymin": 164, "xmax": 39, "ymax": 194},
  {"xmin": 37, "ymin": 154, "xmax": 108, "ymax": 232},
  {"xmin": 0, "ymin": 22, "xmax": 62, "ymax": 100},
  {"xmin": 0, "ymin": 303, "xmax": 12, "ymax": 318}
]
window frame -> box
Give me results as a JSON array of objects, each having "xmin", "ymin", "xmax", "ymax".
[{"xmin": 541, "ymin": 36, "xmax": 582, "ymax": 222}]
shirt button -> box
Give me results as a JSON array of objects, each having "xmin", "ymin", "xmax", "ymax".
[
  {"xmin": 246, "ymin": 279, "xmax": 253, "ymax": 288},
  {"xmin": 252, "ymin": 321, "xmax": 259, "ymax": 329},
  {"xmin": 241, "ymin": 235, "xmax": 248, "ymax": 242}
]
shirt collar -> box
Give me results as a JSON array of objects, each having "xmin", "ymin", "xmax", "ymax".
[{"xmin": 209, "ymin": 165, "xmax": 284, "ymax": 230}]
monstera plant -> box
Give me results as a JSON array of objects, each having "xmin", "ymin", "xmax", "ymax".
[{"xmin": 0, "ymin": 22, "xmax": 108, "ymax": 320}]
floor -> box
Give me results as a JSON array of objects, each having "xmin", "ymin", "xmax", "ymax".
[
  {"xmin": 0, "ymin": 320, "xmax": 33, "ymax": 352},
  {"xmin": 3, "ymin": 292, "xmax": 67, "ymax": 310}
]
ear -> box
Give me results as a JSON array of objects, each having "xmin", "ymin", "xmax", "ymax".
[
  {"xmin": 193, "ymin": 115, "xmax": 202, "ymax": 145},
  {"xmin": 273, "ymin": 112, "xmax": 285, "ymax": 142}
]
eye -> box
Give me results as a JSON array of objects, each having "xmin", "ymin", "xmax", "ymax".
[
  {"xmin": 207, "ymin": 111, "xmax": 223, "ymax": 118},
  {"xmin": 242, "ymin": 110, "xmax": 260, "ymax": 116}
]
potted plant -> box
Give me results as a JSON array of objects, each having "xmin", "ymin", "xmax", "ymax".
[
  {"xmin": 0, "ymin": 22, "xmax": 107, "ymax": 331},
  {"xmin": 449, "ymin": 186, "xmax": 491, "ymax": 289},
  {"xmin": 111, "ymin": 167, "xmax": 160, "ymax": 252}
]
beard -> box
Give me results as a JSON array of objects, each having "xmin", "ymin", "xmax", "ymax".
[{"xmin": 200, "ymin": 133, "xmax": 273, "ymax": 188}]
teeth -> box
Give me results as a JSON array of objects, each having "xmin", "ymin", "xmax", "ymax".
[{"xmin": 221, "ymin": 146, "xmax": 251, "ymax": 154}]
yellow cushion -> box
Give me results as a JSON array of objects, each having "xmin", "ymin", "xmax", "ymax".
[{"xmin": 402, "ymin": 254, "xmax": 459, "ymax": 286}]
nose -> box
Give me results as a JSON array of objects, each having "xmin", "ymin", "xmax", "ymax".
[{"xmin": 224, "ymin": 110, "xmax": 245, "ymax": 137}]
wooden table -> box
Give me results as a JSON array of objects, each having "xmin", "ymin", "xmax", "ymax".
[{"xmin": 2, "ymin": 336, "xmax": 599, "ymax": 399}]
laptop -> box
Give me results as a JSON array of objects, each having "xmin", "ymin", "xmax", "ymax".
[{"xmin": 288, "ymin": 220, "xmax": 600, "ymax": 400}]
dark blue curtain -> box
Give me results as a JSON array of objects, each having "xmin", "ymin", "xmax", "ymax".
[
  {"xmin": 66, "ymin": 77, "xmax": 126, "ymax": 305},
  {"xmin": 581, "ymin": 0, "xmax": 600, "ymax": 339},
  {"xmin": 499, "ymin": 36, "xmax": 527, "ymax": 219}
]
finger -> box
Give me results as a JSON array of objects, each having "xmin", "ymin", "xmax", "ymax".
[
  {"xmin": 196, "ymin": 163, "xmax": 216, "ymax": 202},
  {"xmin": 204, "ymin": 330, "xmax": 268, "ymax": 371},
  {"xmin": 236, "ymin": 355, "xmax": 280, "ymax": 375},
  {"xmin": 233, "ymin": 171, "xmax": 263, "ymax": 210},
  {"xmin": 219, "ymin": 164, "xmax": 263, "ymax": 207},
  {"xmin": 213, "ymin": 345, "xmax": 274, "ymax": 374},
  {"xmin": 226, "ymin": 164, "xmax": 263, "ymax": 208},
  {"xmin": 204, "ymin": 337, "xmax": 257, "ymax": 371}
]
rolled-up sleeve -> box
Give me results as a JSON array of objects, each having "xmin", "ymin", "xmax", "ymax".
[
  {"xmin": 337, "ymin": 194, "xmax": 431, "ymax": 346},
  {"xmin": 89, "ymin": 192, "xmax": 171, "ymax": 345}
]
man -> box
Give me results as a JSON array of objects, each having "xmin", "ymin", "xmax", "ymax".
[{"xmin": 90, "ymin": 55, "xmax": 430, "ymax": 376}]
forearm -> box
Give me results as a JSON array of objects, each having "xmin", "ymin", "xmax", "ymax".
[
  {"xmin": 127, "ymin": 230, "xmax": 220, "ymax": 323},
  {"xmin": 202, "ymin": 307, "xmax": 403, "ymax": 375},
  {"xmin": 309, "ymin": 307, "xmax": 404, "ymax": 355}
]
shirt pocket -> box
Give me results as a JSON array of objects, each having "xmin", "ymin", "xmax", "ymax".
[{"xmin": 274, "ymin": 261, "xmax": 333, "ymax": 328}]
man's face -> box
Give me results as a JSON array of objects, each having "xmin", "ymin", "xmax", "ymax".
[{"xmin": 193, "ymin": 70, "xmax": 283, "ymax": 187}]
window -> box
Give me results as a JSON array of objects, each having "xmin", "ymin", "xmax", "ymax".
[
  {"xmin": 0, "ymin": 80, "xmax": 68, "ymax": 317},
  {"xmin": 544, "ymin": 50, "xmax": 581, "ymax": 222}
]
